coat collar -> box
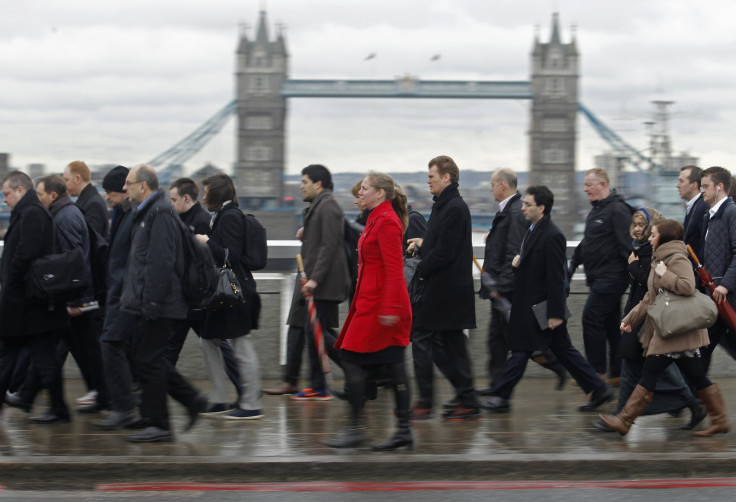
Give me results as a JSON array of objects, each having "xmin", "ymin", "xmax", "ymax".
[
  {"xmin": 303, "ymin": 189, "xmax": 333, "ymax": 225},
  {"xmin": 520, "ymin": 215, "xmax": 550, "ymax": 261},
  {"xmin": 432, "ymin": 183, "xmax": 460, "ymax": 209}
]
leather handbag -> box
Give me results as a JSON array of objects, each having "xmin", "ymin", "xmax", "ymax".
[
  {"xmin": 647, "ymin": 287, "xmax": 718, "ymax": 338},
  {"xmin": 404, "ymin": 253, "xmax": 424, "ymax": 305},
  {"xmin": 201, "ymin": 249, "xmax": 245, "ymax": 310}
]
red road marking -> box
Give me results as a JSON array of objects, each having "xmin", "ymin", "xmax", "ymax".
[{"xmin": 97, "ymin": 478, "xmax": 736, "ymax": 492}]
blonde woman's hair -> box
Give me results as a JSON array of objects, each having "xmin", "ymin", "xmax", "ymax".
[{"xmin": 365, "ymin": 171, "xmax": 408, "ymax": 231}]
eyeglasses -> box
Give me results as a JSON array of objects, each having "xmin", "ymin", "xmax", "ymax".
[
  {"xmin": 522, "ymin": 201, "xmax": 537, "ymax": 208},
  {"xmin": 125, "ymin": 179, "xmax": 143, "ymax": 187}
]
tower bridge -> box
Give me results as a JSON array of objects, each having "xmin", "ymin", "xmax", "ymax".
[{"xmin": 150, "ymin": 9, "xmax": 659, "ymax": 237}]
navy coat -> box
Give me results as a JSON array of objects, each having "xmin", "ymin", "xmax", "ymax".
[{"xmin": 508, "ymin": 215, "xmax": 572, "ymax": 352}]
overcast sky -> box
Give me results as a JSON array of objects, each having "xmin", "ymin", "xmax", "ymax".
[{"xmin": 2, "ymin": 0, "xmax": 735, "ymax": 178}]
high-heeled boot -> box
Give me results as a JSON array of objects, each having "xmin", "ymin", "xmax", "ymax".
[
  {"xmin": 373, "ymin": 383, "xmax": 413, "ymax": 451},
  {"xmin": 598, "ymin": 384, "xmax": 653, "ymax": 436},
  {"xmin": 531, "ymin": 351, "xmax": 568, "ymax": 391},
  {"xmin": 693, "ymin": 383, "xmax": 730, "ymax": 437},
  {"xmin": 323, "ymin": 417, "xmax": 366, "ymax": 448}
]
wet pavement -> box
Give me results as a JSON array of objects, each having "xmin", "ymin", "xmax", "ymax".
[{"xmin": 1, "ymin": 377, "xmax": 735, "ymax": 489}]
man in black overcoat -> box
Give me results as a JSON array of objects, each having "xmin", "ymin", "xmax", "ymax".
[
  {"xmin": 407, "ymin": 155, "xmax": 479, "ymax": 420},
  {"xmin": 0, "ymin": 171, "xmax": 69, "ymax": 421},
  {"xmin": 481, "ymin": 186, "xmax": 612, "ymax": 413}
]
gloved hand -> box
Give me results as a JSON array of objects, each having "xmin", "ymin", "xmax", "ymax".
[{"xmin": 480, "ymin": 272, "xmax": 496, "ymax": 291}]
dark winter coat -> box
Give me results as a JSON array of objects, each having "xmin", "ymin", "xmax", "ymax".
[
  {"xmin": 180, "ymin": 202, "xmax": 212, "ymax": 236},
  {"xmin": 0, "ymin": 190, "xmax": 65, "ymax": 337},
  {"xmin": 619, "ymin": 241, "xmax": 653, "ymax": 360},
  {"xmin": 200, "ymin": 201, "xmax": 260, "ymax": 339},
  {"xmin": 300, "ymin": 189, "xmax": 350, "ymax": 303},
  {"xmin": 481, "ymin": 192, "xmax": 528, "ymax": 297},
  {"xmin": 49, "ymin": 195, "xmax": 94, "ymax": 303},
  {"xmin": 403, "ymin": 210, "xmax": 427, "ymax": 254},
  {"xmin": 508, "ymin": 215, "xmax": 571, "ymax": 352},
  {"xmin": 413, "ymin": 183, "xmax": 476, "ymax": 331},
  {"xmin": 76, "ymin": 183, "xmax": 109, "ymax": 238},
  {"xmin": 100, "ymin": 202, "xmax": 136, "ymax": 342},
  {"xmin": 701, "ymin": 197, "xmax": 736, "ymax": 308},
  {"xmin": 120, "ymin": 189, "xmax": 188, "ymax": 321},
  {"xmin": 570, "ymin": 190, "xmax": 632, "ymax": 286}
]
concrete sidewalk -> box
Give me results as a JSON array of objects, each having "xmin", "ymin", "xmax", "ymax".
[{"xmin": 0, "ymin": 377, "xmax": 735, "ymax": 489}]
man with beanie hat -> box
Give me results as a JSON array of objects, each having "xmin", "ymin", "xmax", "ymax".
[{"xmin": 93, "ymin": 166, "xmax": 141, "ymax": 429}]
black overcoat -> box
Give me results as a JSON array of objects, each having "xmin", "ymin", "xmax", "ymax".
[
  {"xmin": 0, "ymin": 190, "xmax": 64, "ymax": 336},
  {"xmin": 200, "ymin": 201, "xmax": 260, "ymax": 339},
  {"xmin": 100, "ymin": 204, "xmax": 136, "ymax": 342},
  {"xmin": 508, "ymin": 215, "xmax": 571, "ymax": 352},
  {"xmin": 413, "ymin": 183, "xmax": 476, "ymax": 331}
]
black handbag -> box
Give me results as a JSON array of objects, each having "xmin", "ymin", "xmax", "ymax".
[
  {"xmin": 26, "ymin": 247, "xmax": 89, "ymax": 305},
  {"xmin": 404, "ymin": 253, "xmax": 424, "ymax": 305},
  {"xmin": 201, "ymin": 249, "xmax": 245, "ymax": 310}
]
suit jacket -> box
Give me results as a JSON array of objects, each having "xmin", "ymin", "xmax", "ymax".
[
  {"xmin": 481, "ymin": 192, "xmax": 528, "ymax": 297},
  {"xmin": 336, "ymin": 201, "xmax": 411, "ymax": 352},
  {"xmin": 508, "ymin": 215, "xmax": 571, "ymax": 352},
  {"xmin": 76, "ymin": 183, "xmax": 110, "ymax": 238},
  {"xmin": 684, "ymin": 193, "xmax": 707, "ymax": 260},
  {"xmin": 300, "ymin": 189, "xmax": 350, "ymax": 303}
]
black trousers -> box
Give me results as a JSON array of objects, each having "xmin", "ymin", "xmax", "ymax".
[
  {"xmin": 491, "ymin": 325, "xmax": 606, "ymax": 400},
  {"xmin": 284, "ymin": 325, "xmax": 306, "ymax": 386},
  {"xmin": 411, "ymin": 329, "xmax": 476, "ymax": 408},
  {"xmin": 0, "ymin": 332, "xmax": 68, "ymax": 417},
  {"xmin": 100, "ymin": 338, "xmax": 137, "ymax": 413},
  {"xmin": 701, "ymin": 317, "xmax": 736, "ymax": 375},
  {"xmin": 304, "ymin": 300, "xmax": 341, "ymax": 390},
  {"xmin": 166, "ymin": 318, "xmax": 241, "ymax": 396},
  {"xmin": 130, "ymin": 317, "xmax": 200, "ymax": 430},
  {"xmin": 582, "ymin": 279, "xmax": 627, "ymax": 378}
]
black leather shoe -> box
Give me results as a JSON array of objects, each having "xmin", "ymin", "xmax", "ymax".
[
  {"xmin": 77, "ymin": 402, "xmax": 107, "ymax": 414},
  {"xmin": 372, "ymin": 428, "xmax": 413, "ymax": 451},
  {"xmin": 29, "ymin": 412, "xmax": 70, "ymax": 424},
  {"xmin": 443, "ymin": 397, "xmax": 461, "ymax": 409},
  {"xmin": 185, "ymin": 394, "xmax": 208, "ymax": 432},
  {"xmin": 5, "ymin": 393, "xmax": 32, "ymax": 414},
  {"xmin": 555, "ymin": 371, "xmax": 569, "ymax": 391},
  {"xmin": 680, "ymin": 404, "xmax": 707, "ymax": 431},
  {"xmin": 93, "ymin": 410, "xmax": 139, "ymax": 430},
  {"xmin": 323, "ymin": 427, "xmax": 365, "ymax": 448},
  {"xmin": 476, "ymin": 387, "xmax": 494, "ymax": 396},
  {"xmin": 480, "ymin": 396, "xmax": 510, "ymax": 413},
  {"xmin": 578, "ymin": 386, "xmax": 614, "ymax": 412},
  {"xmin": 126, "ymin": 426, "xmax": 172, "ymax": 443}
]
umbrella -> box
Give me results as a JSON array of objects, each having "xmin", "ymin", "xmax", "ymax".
[
  {"xmin": 473, "ymin": 256, "xmax": 512, "ymax": 322},
  {"xmin": 687, "ymin": 245, "xmax": 736, "ymax": 333},
  {"xmin": 296, "ymin": 254, "xmax": 330, "ymax": 374}
]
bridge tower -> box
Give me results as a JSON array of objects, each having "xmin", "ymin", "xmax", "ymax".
[
  {"xmin": 529, "ymin": 13, "xmax": 579, "ymax": 237},
  {"xmin": 235, "ymin": 10, "xmax": 289, "ymax": 208}
]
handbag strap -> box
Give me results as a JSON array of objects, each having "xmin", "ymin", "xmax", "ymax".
[{"xmin": 222, "ymin": 248, "xmax": 231, "ymax": 268}]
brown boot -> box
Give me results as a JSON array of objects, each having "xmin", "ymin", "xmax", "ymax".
[
  {"xmin": 598, "ymin": 384, "xmax": 653, "ymax": 436},
  {"xmin": 693, "ymin": 383, "xmax": 730, "ymax": 437}
]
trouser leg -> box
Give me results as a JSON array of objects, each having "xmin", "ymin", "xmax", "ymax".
[
  {"xmin": 411, "ymin": 328, "xmax": 434, "ymax": 408},
  {"xmin": 199, "ymin": 337, "xmax": 230, "ymax": 404},
  {"xmin": 230, "ymin": 336, "xmax": 263, "ymax": 411},
  {"xmin": 582, "ymin": 280, "xmax": 626, "ymax": 376},
  {"xmin": 439, "ymin": 329, "xmax": 476, "ymax": 407},
  {"xmin": 284, "ymin": 325, "xmax": 305, "ymax": 386},
  {"xmin": 487, "ymin": 303, "xmax": 509, "ymax": 385},
  {"xmin": 490, "ymin": 351, "xmax": 531, "ymax": 400},
  {"xmin": 130, "ymin": 318, "xmax": 170, "ymax": 430},
  {"xmin": 100, "ymin": 339, "xmax": 136, "ymax": 413}
]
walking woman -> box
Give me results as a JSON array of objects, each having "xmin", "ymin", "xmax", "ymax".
[
  {"xmin": 599, "ymin": 219, "xmax": 729, "ymax": 436},
  {"xmin": 195, "ymin": 174, "xmax": 263, "ymax": 419},
  {"xmin": 593, "ymin": 208, "xmax": 706, "ymax": 432},
  {"xmin": 324, "ymin": 172, "xmax": 413, "ymax": 450}
]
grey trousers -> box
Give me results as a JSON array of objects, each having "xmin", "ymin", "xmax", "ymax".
[{"xmin": 200, "ymin": 336, "xmax": 263, "ymax": 411}]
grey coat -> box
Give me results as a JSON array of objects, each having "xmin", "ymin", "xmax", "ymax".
[{"xmin": 300, "ymin": 189, "xmax": 350, "ymax": 303}]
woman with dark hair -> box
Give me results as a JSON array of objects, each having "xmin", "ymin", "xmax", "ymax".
[
  {"xmin": 195, "ymin": 174, "xmax": 263, "ymax": 419},
  {"xmin": 593, "ymin": 209, "xmax": 705, "ymax": 432},
  {"xmin": 599, "ymin": 219, "xmax": 729, "ymax": 437},
  {"xmin": 324, "ymin": 171, "xmax": 413, "ymax": 450}
]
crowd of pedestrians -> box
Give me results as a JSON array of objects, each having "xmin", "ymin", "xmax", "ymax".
[{"xmin": 0, "ymin": 158, "xmax": 732, "ymax": 447}]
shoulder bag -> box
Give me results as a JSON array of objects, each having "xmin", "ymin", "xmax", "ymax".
[
  {"xmin": 201, "ymin": 249, "xmax": 245, "ymax": 310},
  {"xmin": 404, "ymin": 252, "xmax": 424, "ymax": 305},
  {"xmin": 647, "ymin": 287, "xmax": 718, "ymax": 338}
]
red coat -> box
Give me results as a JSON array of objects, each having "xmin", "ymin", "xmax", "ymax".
[{"xmin": 335, "ymin": 200, "xmax": 411, "ymax": 352}]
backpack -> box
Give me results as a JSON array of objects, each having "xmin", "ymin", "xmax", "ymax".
[
  {"xmin": 240, "ymin": 212, "xmax": 268, "ymax": 271},
  {"xmin": 26, "ymin": 247, "xmax": 90, "ymax": 305},
  {"xmin": 152, "ymin": 207, "xmax": 218, "ymax": 308}
]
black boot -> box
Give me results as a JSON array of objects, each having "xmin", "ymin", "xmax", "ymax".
[
  {"xmin": 373, "ymin": 422, "xmax": 413, "ymax": 451},
  {"xmin": 323, "ymin": 419, "xmax": 366, "ymax": 448},
  {"xmin": 532, "ymin": 351, "xmax": 568, "ymax": 391},
  {"xmin": 680, "ymin": 403, "xmax": 707, "ymax": 431}
]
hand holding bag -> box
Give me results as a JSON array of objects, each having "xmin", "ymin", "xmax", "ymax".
[
  {"xmin": 647, "ymin": 287, "xmax": 718, "ymax": 338},
  {"xmin": 201, "ymin": 249, "xmax": 245, "ymax": 310}
]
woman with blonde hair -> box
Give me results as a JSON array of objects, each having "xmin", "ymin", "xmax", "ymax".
[{"xmin": 324, "ymin": 172, "xmax": 413, "ymax": 450}]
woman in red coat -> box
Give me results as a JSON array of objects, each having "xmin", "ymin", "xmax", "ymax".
[{"xmin": 324, "ymin": 172, "xmax": 413, "ymax": 450}]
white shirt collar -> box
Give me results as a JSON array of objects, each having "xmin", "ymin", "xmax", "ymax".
[
  {"xmin": 685, "ymin": 193, "xmax": 700, "ymax": 214},
  {"xmin": 498, "ymin": 193, "xmax": 515, "ymax": 212},
  {"xmin": 709, "ymin": 196, "xmax": 728, "ymax": 219}
]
